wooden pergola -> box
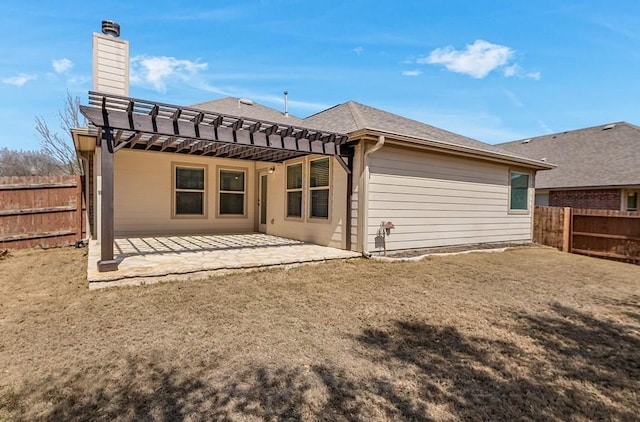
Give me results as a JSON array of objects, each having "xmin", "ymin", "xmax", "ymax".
[{"xmin": 80, "ymin": 92, "xmax": 353, "ymax": 271}]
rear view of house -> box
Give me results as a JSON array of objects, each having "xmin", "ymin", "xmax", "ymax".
[{"xmin": 73, "ymin": 22, "xmax": 552, "ymax": 273}]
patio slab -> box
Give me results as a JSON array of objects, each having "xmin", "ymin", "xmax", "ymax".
[{"xmin": 87, "ymin": 234, "xmax": 360, "ymax": 289}]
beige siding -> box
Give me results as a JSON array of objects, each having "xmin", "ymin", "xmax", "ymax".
[
  {"xmin": 367, "ymin": 146, "xmax": 533, "ymax": 252},
  {"xmin": 113, "ymin": 149, "xmax": 256, "ymax": 236},
  {"xmin": 263, "ymin": 155, "xmax": 347, "ymax": 249},
  {"xmin": 93, "ymin": 33, "xmax": 129, "ymax": 96}
]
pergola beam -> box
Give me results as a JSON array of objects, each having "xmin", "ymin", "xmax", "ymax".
[{"xmin": 83, "ymin": 92, "xmax": 352, "ymax": 163}]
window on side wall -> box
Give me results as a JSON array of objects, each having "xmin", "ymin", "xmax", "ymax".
[
  {"xmin": 174, "ymin": 165, "xmax": 205, "ymax": 216},
  {"xmin": 286, "ymin": 163, "xmax": 303, "ymax": 218},
  {"xmin": 309, "ymin": 157, "xmax": 330, "ymax": 219},
  {"xmin": 510, "ymin": 172, "xmax": 529, "ymax": 211},
  {"xmin": 627, "ymin": 191, "xmax": 638, "ymax": 211},
  {"xmin": 219, "ymin": 169, "xmax": 245, "ymax": 215}
]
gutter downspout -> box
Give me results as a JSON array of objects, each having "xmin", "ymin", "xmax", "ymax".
[{"xmin": 361, "ymin": 135, "xmax": 385, "ymax": 256}]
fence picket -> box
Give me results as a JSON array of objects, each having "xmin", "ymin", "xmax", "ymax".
[
  {"xmin": 534, "ymin": 206, "xmax": 640, "ymax": 264},
  {"xmin": 0, "ymin": 176, "xmax": 84, "ymax": 249}
]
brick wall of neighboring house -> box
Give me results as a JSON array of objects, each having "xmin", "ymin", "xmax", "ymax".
[{"xmin": 549, "ymin": 189, "xmax": 621, "ymax": 210}]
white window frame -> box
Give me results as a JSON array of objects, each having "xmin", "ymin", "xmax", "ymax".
[
  {"xmin": 285, "ymin": 162, "xmax": 304, "ymax": 219},
  {"xmin": 172, "ymin": 163, "xmax": 207, "ymax": 218},
  {"xmin": 217, "ymin": 167, "xmax": 247, "ymax": 217},
  {"xmin": 308, "ymin": 157, "xmax": 331, "ymax": 220},
  {"xmin": 626, "ymin": 190, "xmax": 639, "ymax": 211},
  {"xmin": 508, "ymin": 171, "xmax": 530, "ymax": 214}
]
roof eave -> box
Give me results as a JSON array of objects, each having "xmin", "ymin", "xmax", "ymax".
[
  {"xmin": 71, "ymin": 126, "xmax": 99, "ymax": 153},
  {"xmin": 348, "ymin": 127, "xmax": 556, "ymax": 170}
]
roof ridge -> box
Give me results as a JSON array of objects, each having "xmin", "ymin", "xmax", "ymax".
[
  {"xmin": 346, "ymin": 101, "xmax": 367, "ymax": 129},
  {"xmin": 190, "ymin": 96, "xmax": 238, "ymax": 107},
  {"xmin": 499, "ymin": 121, "xmax": 638, "ymax": 145}
]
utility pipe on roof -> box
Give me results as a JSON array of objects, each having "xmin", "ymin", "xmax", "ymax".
[{"xmin": 361, "ymin": 135, "xmax": 385, "ymax": 256}]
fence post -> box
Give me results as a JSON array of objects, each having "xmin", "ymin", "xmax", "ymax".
[
  {"xmin": 562, "ymin": 207, "xmax": 572, "ymax": 253},
  {"xmin": 75, "ymin": 175, "xmax": 83, "ymax": 241}
]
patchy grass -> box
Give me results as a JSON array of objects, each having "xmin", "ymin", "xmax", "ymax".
[{"xmin": 0, "ymin": 246, "xmax": 639, "ymax": 421}]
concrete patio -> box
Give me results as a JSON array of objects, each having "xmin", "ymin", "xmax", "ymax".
[{"xmin": 87, "ymin": 233, "xmax": 360, "ymax": 289}]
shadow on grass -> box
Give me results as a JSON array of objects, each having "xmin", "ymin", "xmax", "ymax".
[
  {"xmin": 2, "ymin": 302, "xmax": 638, "ymax": 421},
  {"xmin": 1, "ymin": 359, "xmax": 312, "ymax": 421},
  {"xmin": 353, "ymin": 302, "xmax": 639, "ymax": 420}
]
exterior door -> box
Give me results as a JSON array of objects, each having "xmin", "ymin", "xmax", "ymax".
[{"xmin": 258, "ymin": 172, "xmax": 268, "ymax": 233}]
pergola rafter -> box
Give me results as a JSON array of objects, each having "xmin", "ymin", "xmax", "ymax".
[{"xmin": 80, "ymin": 91, "xmax": 352, "ymax": 163}]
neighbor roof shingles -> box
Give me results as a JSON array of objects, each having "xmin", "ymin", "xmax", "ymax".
[{"xmin": 498, "ymin": 122, "xmax": 640, "ymax": 189}]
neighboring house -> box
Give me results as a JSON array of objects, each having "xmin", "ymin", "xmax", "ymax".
[
  {"xmin": 499, "ymin": 122, "xmax": 640, "ymax": 211},
  {"xmin": 73, "ymin": 26, "xmax": 551, "ymax": 272}
]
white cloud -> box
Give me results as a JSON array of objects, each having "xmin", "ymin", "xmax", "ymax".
[
  {"xmin": 130, "ymin": 55, "xmax": 208, "ymax": 92},
  {"xmin": 504, "ymin": 63, "xmax": 541, "ymax": 80},
  {"xmin": 52, "ymin": 58, "xmax": 73, "ymax": 74},
  {"xmin": 195, "ymin": 83, "xmax": 329, "ymax": 113},
  {"xmin": 537, "ymin": 120, "xmax": 553, "ymax": 134},
  {"xmin": 420, "ymin": 39, "xmax": 513, "ymax": 79},
  {"xmin": 526, "ymin": 71, "xmax": 541, "ymax": 80},
  {"xmin": 503, "ymin": 64, "xmax": 519, "ymax": 77},
  {"xmin": 395, "ymin": 107, "xmax": 527, "ymax": 143},
  {"xmin": 353, "ymin": 46, "xmax": 364, "ymax": 55},
  {"xmin": 401, "ymin": 69, "xmax": 422, "ymax": 77},
  {"xmin": 2, "ymin": 73, "xmax": 36, "ymax": 87},
  {"xmin": 504, "ymin": 89, "xmax": 524, "ymax": 108}
]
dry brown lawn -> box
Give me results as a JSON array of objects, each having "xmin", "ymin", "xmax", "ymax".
[{"xmin": 0, "ymin": 246, "xmax": 639, "ymax": 421}]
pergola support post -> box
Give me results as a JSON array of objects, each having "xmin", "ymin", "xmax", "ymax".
[{"xmin": 97, "ymin": 128, "xmax": 119, "ymax": 272}]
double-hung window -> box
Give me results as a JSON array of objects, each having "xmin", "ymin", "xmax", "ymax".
[
  {"xmin": 509, "ymin": 172, "xmax": 530, "ymax": 211},
  {"xmin": 627, "ymin": 191, "xmax": 638, "ymax": 211},
  {"xmin": 286, "ymin": 163, "xmax": 303, "ymax": 218},
  {"xmin": 309, "ymin": 158, "xmax": 330, "ymax": 219},
  {"xmin": 174, "ymin": 165, "xmax": 205, "ymax": 216},
  {"xmin": 219, "ymin": 169, "xmax": 245, "ymax": 215}
]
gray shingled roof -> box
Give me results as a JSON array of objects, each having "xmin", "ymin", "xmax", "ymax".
[
  {"xmin": 304, "ymin": 101, "xmax": 544, "ymax": 165},
  {"xmin": 191, "ymin": 97, "xmax": 549, "ymax": 168},
  {"xmin": 191, "ymin": 97, "xmax": 303, "ymax": 126},
  {"xmin": 498, "ymin": 122, "xmax": 640, "ymax": 189}
]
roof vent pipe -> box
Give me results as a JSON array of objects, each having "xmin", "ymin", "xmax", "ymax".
[
  {"xmin": 284, "ymin": 91, "xmax": 289, "ymax": 117},
  {"xmin": 101, "ymin": 20, "xmax": 120, "ymax": 37}
]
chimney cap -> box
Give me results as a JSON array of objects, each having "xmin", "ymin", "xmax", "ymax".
[{"xmin": 101, "ymin": 20, "xmax": 120, "ymax": 37}]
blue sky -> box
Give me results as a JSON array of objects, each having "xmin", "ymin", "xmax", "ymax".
[{"xmin": 1, "ymin": 0, "xmax": 639, "ymax": 151}]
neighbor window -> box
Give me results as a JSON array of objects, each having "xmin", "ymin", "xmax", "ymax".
[
  {"xmin": 286, "ymin": 163, "xmax": 303, "ymax": 218},
  {"xmin": 510, "ymin": 172, "xmax": 529, "ymax": 211},
  {"xmin": 174, "ymin": 166, "xmax": 205, "ymax": 216},
  {"xmin": 219, "ymin": 169, "xmax": 245, "ymax": 215},
  {"xmin": 627, "ymin": 192, "xmax": 638, "ymax": 211},
  {"xmin": 309, "ymin": 157, "xmax": 330, "ymax": 219}
]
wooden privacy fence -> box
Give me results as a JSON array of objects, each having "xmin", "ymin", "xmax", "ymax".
[
  {"xmin": 0, "ymin": 176, "xmax": 85, "ymax": 249},
  {"xmin": 534, "ymin": 206, "xmax": 640, "ymax": 263}
]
